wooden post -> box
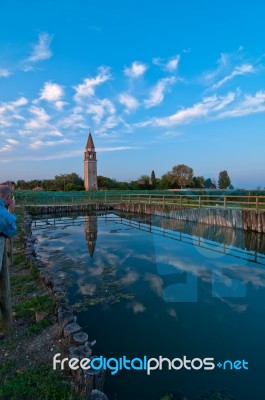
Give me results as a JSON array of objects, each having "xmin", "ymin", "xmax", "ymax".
[
  {"xmin": 224, "ymin": 196, "xmax": 227, "ymax": 209},
  {"xmin": 0, "ymin": 238, "xmax": 13, "ymax": 328},
  {"xmin": 256, "ymin": 196, "xmax": 259, "ymax": 212},
  {"xmin": 199, "ymin": 196, "xmax": 201, "ymax": 208}
]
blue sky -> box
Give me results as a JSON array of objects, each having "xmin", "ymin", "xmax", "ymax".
[{"xmin": 0, "ymin": 0, "xmax": 265, "ymax": 188}]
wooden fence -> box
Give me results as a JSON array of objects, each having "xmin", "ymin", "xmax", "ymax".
[{"xmin": 15, "ymin": 192, "xmax": 265, "ymax": 212}]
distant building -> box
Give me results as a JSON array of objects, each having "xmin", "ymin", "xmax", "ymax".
[{"xmin": 84, "ymin": 133, "xmax": 98, "ymax": 191}]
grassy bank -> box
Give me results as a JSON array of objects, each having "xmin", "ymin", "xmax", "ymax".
[{"xmin": 0, "ymin": 208, "xmax": 78, "ymax": 400}]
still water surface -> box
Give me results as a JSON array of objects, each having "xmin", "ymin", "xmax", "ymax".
[{"xmin": 33, "ymin": 212, "xmax": 265, "ymax": 400}]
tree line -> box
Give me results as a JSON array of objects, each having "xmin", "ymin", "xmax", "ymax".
[{"xmin": 15, "ymin": 165, "xmax": 233, "ymax": 191}]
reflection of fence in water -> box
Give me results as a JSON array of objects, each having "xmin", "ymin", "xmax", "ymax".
[
  {"xmin": 0, "ymin": 237, "xmax": 13, "ymax": 328},
  {"xmin": 33, "ymin": 214, "xmax": 265, "ymax": 266}
]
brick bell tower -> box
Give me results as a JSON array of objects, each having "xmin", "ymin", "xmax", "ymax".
[{"xmin": 84, "ymin": 132, "xmax": 98, "ymax": 191}]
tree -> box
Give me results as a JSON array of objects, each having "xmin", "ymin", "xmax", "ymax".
[
  {"xmin": 170, "ymin": 164, "xmax": 193, "ymax": 188},
  {"xmin": 192, "ymin": 176, "xmax": 205, "ymax": 188},
  {"xmin": 218, "ymin": 170, "xmax": 231, "ymax": 189},
  {"xmin": 150, "ymin": 170, "xmax": 156, "ymax": 185},
  {"xmin": 157, "ymin": 174, "xmax": 174, "ymax": 189},
  {"xmin": 137, "ymin": 175, "xmax": 152, "ymax": 189},
  {"xmin": 204, "ymin": 178, "xmax": 212, "ymax": 189}
]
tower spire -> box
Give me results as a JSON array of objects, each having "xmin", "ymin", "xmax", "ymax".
[{"xmin": 86, "ymin": 133, "xmax": 95, "ymax": 150}]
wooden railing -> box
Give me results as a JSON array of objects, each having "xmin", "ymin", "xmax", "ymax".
[
  {"xmin": 0, "ymin": 237, "xmax": 13, "ymax": 327},
  {"xmin": 16, "ymin": 192, "xmax": 265, "ymax": 212}
]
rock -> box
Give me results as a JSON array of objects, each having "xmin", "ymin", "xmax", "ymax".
[
  {"xmin": 87, "ymin": 389, "xmax": 108, "ymax": 400},
  {"xmin": 63, "ymin": 322, "xmax": 82, "ymax": 337},
  {"xmin": 52, "ymin": 278, "xmax": 65, "ymax": 286},
  {"xmin": 55, "ymin": 291, "xmax": 66, "ymax": 298},
  {"xmin": 58, "ymin": 310, "xmax": 74, "ymax": 324},
  {"xmin": 69, "ymin": 344, "xmax": 92, "ymax": 359},
  {"xmin": 56, "ymin": 297, "xmax": 69, "ymax": 307},
  {"xmin": 53, "ymin": 285, "xmax": 65, "ymax": 294},
  {"xmin": 73, "ymin": 332, "xmax": 89, "ymax": 345}
]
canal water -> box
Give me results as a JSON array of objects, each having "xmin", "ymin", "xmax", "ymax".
[{"xmin": 33, "ymin": 211, "xmax": 265, "ymax": 400}]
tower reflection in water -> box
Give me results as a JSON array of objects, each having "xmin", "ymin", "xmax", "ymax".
[{"xmin": 84, "ymin": 215, "xmax": 98, "ymax": 258}]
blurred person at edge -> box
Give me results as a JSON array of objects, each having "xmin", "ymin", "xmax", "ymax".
[{"xmin": 0, "ymin": 185, "xmax": 17, "ymax": 238}]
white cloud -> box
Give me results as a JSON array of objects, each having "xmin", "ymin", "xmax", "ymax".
[
  {"xmin": 74, "ymin": 66, "xmax": 111, "ymax": 102},
  {"xmin": 212, "ymin": 63, "xmax": 255, "ymax": 89},
  {"xmin": 38, "ymin": 82, "xmax": 66, "ymax": 110},
  {"xmin": 0, "ymin": 97, "xmax": 28, "ymax": 114},
  {"xmin": 0, "ymin": 146, "xmax": 140, "ymax": 162},
  {"xmin": 166, "ymin": 56, "xmax": 180, "ymax": 72},
  {"xmin": 153, "ymin": 55, "xmax": 180, "ymax": 72},
  {"xmin": 118, "ymin": 93, "xmax": 139, "ymax": 112},
  {"xmin": 124, "ymin": 61, "xmax": 148, "ymax": 78},
  {"xmin": 162, "ymin": 130, "xmax": 183, "ymax": 138},
  {"xmin": 212, "ymin": 91, "xmax": 237, "ymax": 111},
  {"xmin": 203, "ymin": 52, "xmax": 230, "ymax": 83},
  {"xmin": 0, "ymin": 68, "xmax": 11, "ymax": 78},
  {"xmin": 0, "ymin": 144, "xmax": 12, "ymax": 153},
  {"xmin": 54, "ymin": 101, "xmax": 67, "ymax": 111},
  {"xmin": 26, "ymin": 33, "xmax": 53, "ymax": 63},
  {"xmin": 203, "ymin": 47, "xmax": 245, "ymax": 86},
  {"xmin": 98, "ymin": 146, "xmax": 139, "ymax": 152},
  {"xmin": 59, "ymin": 112, "xmax": 87, "ymax": 129},
  {"xmin": 12, "ymin": 97, "xmax": 28, "ymax": 107},
  {"xmin": 144, "ymin": 77, "xmax": 176, "ymax": 108},
  {"xmin": 29, "ymin": 138, "xmax": 72, "ymax": 149},
  {"xmin": 95, "ymin": 115, "xmax": 121, "ymax": 134},
  {"xmin": 25, "ymin": 106, "xmax": 50, "ymax": 130},
  {"xmin": 138, "ymin": 92, "xmax": 236, "ymax": 127},
  {"xmin": 218, "ymin": 91, "xmax": 265, "ymax": 118},
  {"xmin": 6, "ymin": 138, "xmax": 19, "ymax": 145},
  {"xmin": 39, "ymin": 81, "xmax": 64, "ymax": 102},
  {"xmin": 86, "ymin": 98, "xmax": 115, "ymax": 125},
  {"xmin": 0, "ymin": 97, "xmax": 28, "ymax": 127}
]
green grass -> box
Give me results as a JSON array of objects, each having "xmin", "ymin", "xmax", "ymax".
[
  {"xmin": 10, "ymin": 275, "xmax": 35, "ymax": 296},
  {"xmin": 0, "ymin": 365, "xmax": 77, "ymax": 400},
  {"xmin": 0, "ymin": 360, "xmax": 15, "ymax": 380},
  {"xmin": 13, "ymin": 253, "xmax": 25, "ymax": 265},
  {"xmin": 14, "ymin": 295, "xmax": 55, "ymax": 318},
  {"xmin": 25, "ymin": 319, "xmax": 51, "ymax": 336}
]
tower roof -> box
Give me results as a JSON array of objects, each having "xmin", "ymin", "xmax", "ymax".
[{"xmin": 86, "ymin": 133, "xmax": 95, "ymax": 150}]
